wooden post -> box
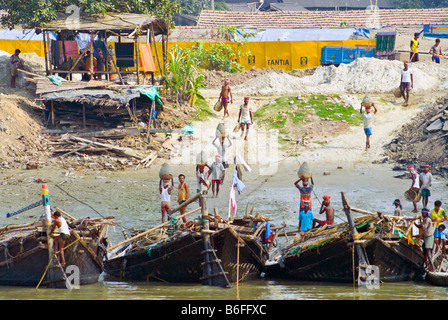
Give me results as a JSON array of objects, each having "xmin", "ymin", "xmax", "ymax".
[
  {"xmin": 42, "ymin": 184, "xmax": 53, "ymax": 260},
  {"xmin": 146, "ymin": 100, "xmax": 155, "ymax": 143},
  {"xmin": 82, "ymin": 103, "xmax": 86, "ymax": 129},
  {"xmin": 341, "ymin": 192, "xmax": 376, "ymax": 288},
  {"xmin": 43, "ymin": 31, "xmax": 49, "ymax": 76},
  {"xmin": 89, "ymin": 32, "xmax": 94, "ymax": 80},
  {"xmin": 135, "ymin": 36, "xmax": 140, "ymax": 85},
  {"xmin": 51, "ymin": 101, "xmax": 55, "ymax": 128},
  {"xmin": 200, "ymin": 192, "xmax": 231, "ymax": 288}
]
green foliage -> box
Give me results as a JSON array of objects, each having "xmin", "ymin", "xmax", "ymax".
[
  {"xmin": 0, "ymin": 0, "xmax": 182, "ymax": 29},
  {"xmin": 147, "ymin": 0, "xmax": 183, "ymax": 33},
  {"xmin": 164, "ymin": 45, "xmax": 206, "ymax": 107},
  {"xmin": 194, "ymin": 98, "xmax": 213, "ymax": 121},
  {"xmin": 254, "ymin": 94, "xmax": 362, "ymax": 130},
  {"xmin": 193, "ymin": 42, "xmax": 245, "ymax": 73}
]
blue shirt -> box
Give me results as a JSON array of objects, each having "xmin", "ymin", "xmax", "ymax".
[{"xmin": 299, "ymin": 209, "xmax": 314, "ymax": 232}]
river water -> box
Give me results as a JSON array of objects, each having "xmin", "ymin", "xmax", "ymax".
[{"xmin": 0, "ymin": 157, "xmax": 447, "ymax": 302}]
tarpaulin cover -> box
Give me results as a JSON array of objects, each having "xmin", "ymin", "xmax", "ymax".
[
  {"xmin": 133, "ymin": 86, "xmax": 163, "ymax": 105},
  {"xmin": 44, "ymin": 89, "xmax": 140, "ymax": 105},
  {"xmin": 235, "ymin": 26, "xmax": 380, "ymax": 42}
]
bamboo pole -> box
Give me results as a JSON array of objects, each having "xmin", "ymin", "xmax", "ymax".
[
  {"xmin": 54, "ymin": 207, "xmax": 76, "ymax": 221},
  {"xmin": 107, "ymin": 206, "xmax": 201, "ymax": 252}
]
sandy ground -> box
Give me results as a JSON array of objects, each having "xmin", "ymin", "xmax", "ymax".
[{"xmin": 0, "ymin": 88, "xmax": 445, "ymax": 248}]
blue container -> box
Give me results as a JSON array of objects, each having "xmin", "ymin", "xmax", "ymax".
[{"xmin": 320, "ymin": 45, "xmax": 375, "ymax": 66}]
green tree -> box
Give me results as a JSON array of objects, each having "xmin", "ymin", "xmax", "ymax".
[{"xmin": 0, "ymin": 0, "xmax": 182, "ymax": 29}]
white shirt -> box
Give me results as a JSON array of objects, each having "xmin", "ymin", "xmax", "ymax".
[
  {"xmin": 161, "ymin": 187, "xmax": 170, "ymax": 202},
  {"xmin": 58, "ymin": 217, "xmax": 70, "ymax": 235},
  {"xmin": 411, "ymin": 171, "xmax": 420, "ymax": 188},
  {"xmin": 240, "ymin": 104, "xmax": 252, "ymax": 123},
  {"xmin": 362, "ymin": 113, "xmax": 374, "ymax": 129},
  {"xmin": 401, "ymin": 68, "xmax": 413, "ymax": 83},
  {"xmin": 419, "ymin": 172, "xmax": 433, "ymax": 189},
  {"xmin": 210, "ymin": 162, "xmax": 225, "ymax": 180}
]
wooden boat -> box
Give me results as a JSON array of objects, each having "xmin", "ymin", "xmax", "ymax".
[
  {"xmin": 104, "ymin": 197, "xmax": 276, "ymax": 286},
  {"xmin": 266, "ymin": 193, "xmax": 425, "ymax": 284},
  {"xmin": 424, "ymin": 253, "xmax": 448, "ymax": 286},
  {"xmin": 425, "ymin": 271, "xmax": 448, "ymax": 286},
  {"xmin": 0, "ymin": 209, "xmax": 115, "ymax": 288}
]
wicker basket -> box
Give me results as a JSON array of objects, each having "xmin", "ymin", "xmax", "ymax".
[
  {"xmin": 404, "ymin": 189, "xmax": 421, "ymax": 202},
  {"xmin": 214, "ymin": 100, "xmax": 223, "ymax": 112}
]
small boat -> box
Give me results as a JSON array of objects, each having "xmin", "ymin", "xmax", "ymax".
[
  {"xmin": 424, "ymin": 253, "xmax": 448, "ymax": 286},
  {"xmin": 0, "ymin": 210, "xmax": 115, "ymax": 288},
  {"xmin": 104, "ymin": 199, "xmax": 276, "ymax": 286},
  {"xmin": 266, "ymin": 193, "xmax": 425, "ymax": 284},
  {"xmin": 425, "ymin": 271, "xmax": 448, "ymax": 286}
]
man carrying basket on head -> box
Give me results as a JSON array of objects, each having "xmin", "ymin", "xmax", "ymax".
[{"xmin": 407, "ymin": 165, "xmax": 421, "ymax": 213}]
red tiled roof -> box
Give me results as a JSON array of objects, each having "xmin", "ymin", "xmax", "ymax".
[{"xmin": 197, "ymin": 8, "xmax": 448, "ymax": 28}]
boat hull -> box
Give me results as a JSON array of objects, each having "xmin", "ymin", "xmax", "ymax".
[
  {"xmin": 425, "ymin": 272, "xmax": 448, "ymax": 286},
  {"xmin": 267, "ymin": 237, "xmax": 424, "ymax": 283},
  {"xmin": 104, "ymin": 228, "xmax": 268, "ymax": 283},
  {"xmin": 0, "ymin": 231, "xmax": 106, "ymax": 287}
]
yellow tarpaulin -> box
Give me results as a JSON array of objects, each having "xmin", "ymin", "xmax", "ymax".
[{"xmin": 1, "ymin": 38, "xmax": 376, "ymax": 75}]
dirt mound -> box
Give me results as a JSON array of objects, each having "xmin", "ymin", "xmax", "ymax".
[
  {"xmin": 0, "ymin": 94, "xmax": 47, "ymax": 168},
  {"xmin": 384, "ymin": 96, "xmax": 448, "ymax": 176},
  {"xmin": 202, "ymin": 67, "xmax": 318, "ymax": 91}
]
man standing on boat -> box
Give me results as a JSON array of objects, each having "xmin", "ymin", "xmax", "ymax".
[
  {"xmin": 414, "ymin": 208, "xmax": 435, "ymax": 272},
  {"xmin": 50, "ymin": 211, "xmax": 71, "ymax": 267},
  {"xmin": 298, "ymin": 201, "xmax": 314, "ymax": 236},
  {"xmin": 430, "ymin": 200, "xmax": 447, "ymax": 254}
]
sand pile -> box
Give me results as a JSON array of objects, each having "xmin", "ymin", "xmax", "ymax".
[
  {"xmin": 232, "ymin": 58, "xmax": 448, "ymax": 96},
  {"xmin": 0, "ymin": 94, "xmax": 46, "ymax": 168}
]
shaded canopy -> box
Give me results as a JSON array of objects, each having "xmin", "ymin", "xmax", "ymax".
[{"xmin": 36, "ymin": 13, "xmax": 168, "ymax": 37}]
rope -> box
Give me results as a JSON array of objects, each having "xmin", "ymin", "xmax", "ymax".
[
  {"xmin": 36, "ymin": 238, "xmax": 81, "ymax": 289},
  {"xmin": 55, "ymin": 181, "xmax": 133, "ymax": 233}
]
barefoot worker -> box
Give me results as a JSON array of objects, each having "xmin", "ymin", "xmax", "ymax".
[
  {"xmin": 49, "ymin": 211, "xmax": 71, "ymax": 267},
  {"xmin": 400, "ymin": 61, "xmax": 413, "ymax": 106},
  {"xmin": 359, "ymin": 99, "xmax": 377, "ymax": 151},
  {"xmin": 408, "ymin": 165, "xmax": 420, "ymax": 214},
  {"xmin": 177, "ymin": 174, "xmax": 190, "ymax": 223},
  {"xmin": 207, "ymin": 155, "xmax": 225, "ymax": 198},
  {"xmin": 238, "ymin": 97, "xmax": 253, "ymax": 141},
  {"xmin": 159, "ymin": 178, "xmax": 174, "ymax": 223},
  {"xmin": 294, "ymin": 176, "xmax": 315, "ymax": 211},
  {"xmin": 419, "ymin": 165, "xmax": 433, "ymax": 210},
  {"xmin": 218, "ymin": 79, "xmax": 233, "ymax": 119},
  {"xmin": 313, "ymin": 195, "xmax": 335, "ymax": 228}
]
